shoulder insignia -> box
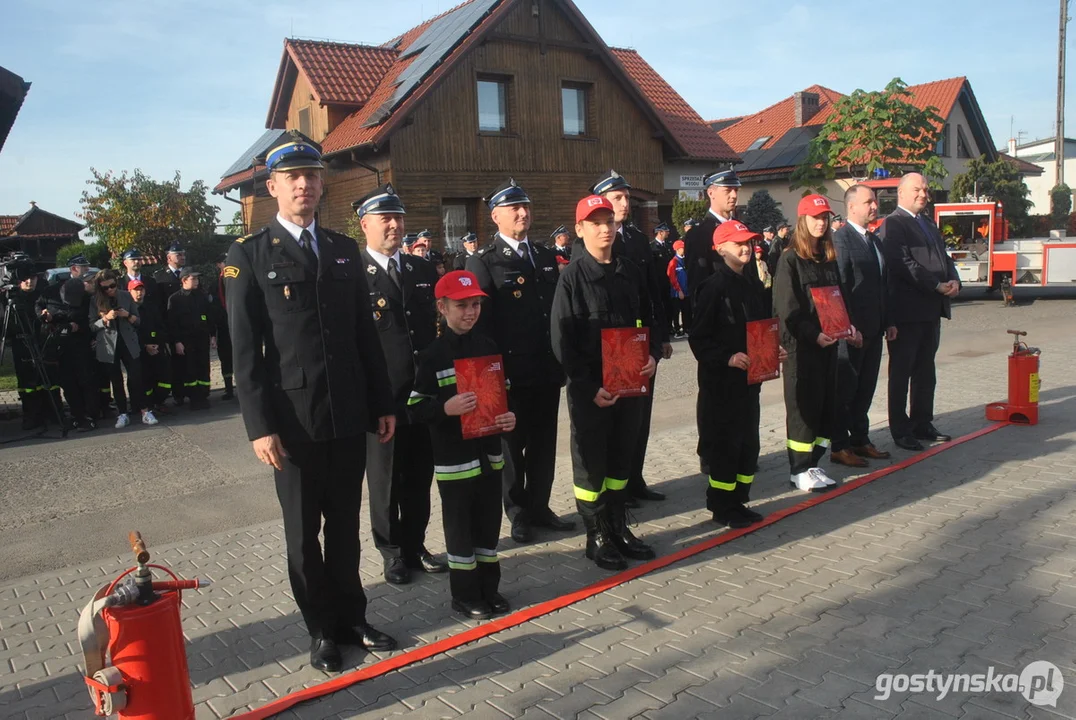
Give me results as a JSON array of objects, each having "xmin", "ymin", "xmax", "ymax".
[
  {"xmin": 223, "ymin": 266, "xmax": 240, "ymax": 279},
  {"xmin": 235, "ymin": 226, "xmax": 269, "ymax": 244},
  {"xmin": 477, "ymin": 245, "xmax": 494, "ymax": 256},
  {"xmin": 405, "ymin": 262, "xmax": 414, "ymax": 272}
]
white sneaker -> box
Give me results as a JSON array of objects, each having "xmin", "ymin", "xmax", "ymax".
[
  {"xmin": 790, "ymin": 470, "xmax": 829, "ymax": 492},
  {"xmin": 808, "ymin": 467, "xmax": 837, "ymax": 487},
  {"xmin": 115, "ymin": 413, "xmax": 130, "ymax": 429},
  {"xmin": 141, "ymin": 410, "xmax": 158, "ymax": 426}
]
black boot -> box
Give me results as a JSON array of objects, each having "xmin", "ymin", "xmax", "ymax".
[
  {"xmin": 222, "ymin": 377, "xmax": 234, "ymax": 400},
  {"xmin": 608, "ymin": 500, "xmax": 656, "ymax": 561},
  {"xmin": 583, "ymin": 510, "xmax": 627, "ymax": 571},
  {"xmin": 733, "ymin": 482, "xmax": 764, "ymax": 523}
]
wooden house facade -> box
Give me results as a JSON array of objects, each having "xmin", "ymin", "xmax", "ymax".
[
  {"xmin": 215, "ymin": 0, "xmax": 737, "ymax": 251},
  {"xmin": 0, "ymin": 202, "xmax": 83, "ymax": 269}
]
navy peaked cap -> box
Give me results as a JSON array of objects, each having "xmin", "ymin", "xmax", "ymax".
[
  {"xmin": 486, "ymin": 178, "xmax": 530, "ymax": 209},
  {"xmin": 353, "ymin": 183, "xmax": 406, "ymax": 218},
  {"xmin": 591, "ymin": 170, "xmax": 631, "ymax": 195},
  {"xmin": 703, "ymin": 169, "xmax": 742, "ymax": 188}
]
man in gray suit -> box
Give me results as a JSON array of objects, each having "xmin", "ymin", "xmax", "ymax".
[{"xmin": 830, "ymin": 185, "xmax": 896, "ymax": 467}]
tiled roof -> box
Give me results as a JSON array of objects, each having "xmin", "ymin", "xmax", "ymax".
[
  {"xmin": 286, "ymin": 40, "xmax": 398, "ymax": 106},
  {"xmin": 609, "ymin": 48, "xmax": 738, "ymax": 162},
  {"xmin": 718, "ymin": 84, "xmax": 844, "ymax": 153},
  {"xmin": 214, "ymin": 167, "xmax": 263, "ymax": 194},
  {"xmin": 719, "ymin": 79, "xmax": 968, "ymax": 156},
  {"xmin": 0, "ymin": 215, "xmax": 18, "ymax": 235},
  {"xmin": 1000, "ymin": 152, "xmax": 1046, "ymax": 176}
]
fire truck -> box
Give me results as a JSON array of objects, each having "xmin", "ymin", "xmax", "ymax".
[{"xmin": 861, "ymin": 179, "xmax": 1076, "ymax": 289}]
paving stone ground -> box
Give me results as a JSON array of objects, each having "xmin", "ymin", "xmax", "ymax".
[{"xmin": 2, "ymin": 297, "xmax": 1076, "ymax": 719}]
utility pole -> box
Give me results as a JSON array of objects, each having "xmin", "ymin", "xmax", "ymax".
[{"xmin": 1058, "ymin": 0, "xmax": 1069, "ymax": 186}]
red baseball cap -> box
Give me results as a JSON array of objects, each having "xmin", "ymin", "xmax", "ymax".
[
  {"xmin": 797, "ymin": 194, "xmax": 833, "ymax": 217},
  {"xmin": 435, "ymin": 270, "xmax": 488, "ymax": 300},
  {"xmin": 555, "ymin": 254, "xmax": 569, "ymax": 265},
  {"xmin": 712, "ymin": 221, "xmax": 760, "ymax": 249},
  {"xmin": 672, "ymin": 240, "xmax": 685, "ymax": 251},
  {"xmin": 575, "ymin": 195, "xmax": 615, "ymax": 223},
  {"xmin": 128, "ymin": 279, "xmax": 145, "ymax": 290}
]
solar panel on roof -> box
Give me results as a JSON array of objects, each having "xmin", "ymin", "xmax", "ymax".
[
  {"xmin": 221, "ymin": 129, "xmax": 288, "ymax": 178},
  {"xmin": 366, "ymin": 0, "xmax": 499, "ymax": 127}
]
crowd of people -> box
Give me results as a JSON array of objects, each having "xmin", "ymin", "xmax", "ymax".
[
  {"xmin": 5, "ymin": 243, "xmax": 235, "ymax": 432},
  {"xmin": 216, "ymin": 135, "xmax": 961, "ymax": 673}
]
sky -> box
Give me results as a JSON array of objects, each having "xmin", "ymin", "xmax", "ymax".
[{"xmin": 0, "ymin": 0, "xmax": 1069, "ymax": 234}]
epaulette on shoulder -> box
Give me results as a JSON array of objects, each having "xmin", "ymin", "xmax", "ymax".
[
  {"xmin": 235, "ymin": 226, "xmax": 268, "ymax": 244},
  {"xmin": 477, "ymin": 244, "xmax": 495, "ymax": 256},
  {"xmin": 320, "ymin": 226, "xmax": 352, "ymax": 240}
]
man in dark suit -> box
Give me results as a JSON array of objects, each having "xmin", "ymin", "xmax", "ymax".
[
  {"xmin": 830, "ymin": 185, "xmax": 895, "ymax": 467},
  {"xmin": 880, "ymin": 173, "xmax": 961, "ymax": 451},
  {"xmin": 225, "ymin": 134, "xmax": 397, "ymax": 673},
  {"xmin": 592, "ymin": 170, "xmax": 670, "ymax": 507},
  {"xmin": 684, "ymin": 169, "xmax": 740, "ymax": 297},
  {"xmin": 354, "ymin": 184, "xmax": 447, "ymax": 586},
  {"xmin": 467, "ymin": 179, "xmax": 572, "ymax": 544}
]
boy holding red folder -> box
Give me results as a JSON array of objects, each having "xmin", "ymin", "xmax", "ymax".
[
  {"xmin": 550, "ymin": 195, "xmax": 661, "ymax": 571},
  {"xmin": 408, "ymin": 270, "xmax": 516, "ymax": 620},
  {"xmin": 689, "ymin": 222, "xmax": 786, "ymax": 528}
]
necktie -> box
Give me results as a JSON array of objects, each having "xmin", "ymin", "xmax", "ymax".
[
  {"xmin": 519, "ymin": 241, "xmax": 533, "ymax": 267},
  {"xmin": 387, "ymin": 257, "xmax": 401, "ymax": 289},
  {"xmin": 299, "ymin": 229, "xmax": 318, "ymax": 269},
  {"xmin": 915, "ymin": 215, "xmax": 943, "ymax": 254}
]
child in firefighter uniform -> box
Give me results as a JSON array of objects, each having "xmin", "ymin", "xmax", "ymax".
[
  {"xmin": 128, "ymin": 279, "xmax": 172, "ymax": 411},
  {"xmin": 773, "ymin": 195, "xmax": 863, "ymax": 492},
  {"xmin": 408, "ymin": 270, "xmax": 516, "ymax": 621},
  {"xmin": 550, "ymin": 195, "xmax": 660, "ymax": 571},
  {"xmin": 689, "ymin": 222, "xmax": 786, "ymax": 528},
  {"xmin": 666, "ymin": 240, "xmax": 691, "ymax": 337},
  {"xmin": 166, "ymin": 268, "xmax": 214, "ymax": 410}
]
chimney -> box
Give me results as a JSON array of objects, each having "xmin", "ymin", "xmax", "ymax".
[
  {"xmin": 29, "ymin": 200, "xmax": 36, "ymax": 207},
  {"xmin": 794, "ymin": 92, "xmax": 820, "ymax": 127},
  {"xmin": 1008, "ymin": 137, "xmax": 1017, "ymax": 155}
]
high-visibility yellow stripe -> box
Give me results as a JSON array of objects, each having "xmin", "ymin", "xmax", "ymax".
[
  {"xmin": 709, "ymin": 476, "xmax": 737, "ymax": 491},
  {"xmin": 158, "ymin": 383, "xmax": 172, "ymax": 389},
  {"xmin": 736, "ymin": 474, "xmax": 755, "ymax": 485},
  {"xmin": 787, "ymin": 438, "xmax": 814, "ymax": 453},
  {"xmin": 437, "ymin": 376, "xmax": 457, "ymax": 387},
  {"xmin": 447, "ymin": 559, "xmax": 477, "ymax": 570},
  {"xmin": 814, "ymin": 437, "xmax": 831, "ymax": 448},
  {"xmin": 605, "ymin": 477, "xmax": 628, "ymax": 491},
  {"xmin": 574, "ymin": 476, "xmax": 629, "ymax": 502}
]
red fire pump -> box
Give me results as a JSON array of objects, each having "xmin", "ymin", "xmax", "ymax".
[
  {"xmin": 78, "ymin": 531, "xmax": 209, "ymax": 719},
  {"xmin": 985, "ymin": 329, "xmax": 1041, "ymax": 425}
]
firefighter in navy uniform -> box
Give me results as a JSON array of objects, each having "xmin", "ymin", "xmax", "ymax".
[
  {"xmin": 213, "ymin": 253, "xmax": 235, "ymax": 400},
  {"xmin": 353, "ymin": 183, "xmax": 447, "ymax": 586},
  {"xmin": 550, "ymin": 225, "xmax": 572, "ymax": 263},
  {"xmin": 154, "ymin": 243, "xmax": 186, "ymax": 405},
  {"xmin": 454, "ymin": 233, "xmax": 479, "ymax": 271},
  {"xmin": 591, "ymin": 170, "xmax": 670, "ymax": 506},
  {"xmin": 119, "ymin": 248, "xmax": 159, "ymax": 302},
  {"xmin": 684, "ymin": 169, "xmax": 742, "ymax": 299},
  {"xmin": 167, "ymin": 268, "xmax": 214, "ymax": 410},
  {"xmin": 650, "ymin": 222, "xmax": 676, "ymax": 337},
  {"xmin": 551, "ymin": 195, "xmax": 660, "ymax": 571},
  {"xmin": 224, "ymin": 134, "xmax": 397, "ymax": 674},
  {"xmin": 466, "ymin": 179, "xmax": 572, "ymax": 544}
]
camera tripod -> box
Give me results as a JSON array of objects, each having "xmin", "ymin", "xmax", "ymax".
[{"xmin": 0, "ymin": 291, "xmax": 69, "ymax": 442}]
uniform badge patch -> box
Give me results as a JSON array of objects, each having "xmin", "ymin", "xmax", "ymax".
[
  {"xmin": 503, "ymin": 248, "xmax": 513, "ymax": 257},
  {"xmin": 335, "ymin": 257, "xmax": 348, "ymax": 264},
  {"xmin": 405, "ymin": 262, "xmax": 413, "ymax": 272},
  {"xmin": 513, "ymin": 290, "xmax": 522, "ymax": 299},
  {"xmin": 517, "ymin": 276, "xmax": 525, "ymax": 285},
  {"xmin": 377, "ymin": 298, "xmax": 387, "ymax": 308},
  {"xmin": 367, "ymin": 265, "xmax": 377, "ymax": 274},
  {"xmin": 223, "ymin": 266, "xmax": 240, "ymax": 279},
  {"xmin": 373, "ymin": 311, "xmax": 381, "ymax": 320},
  {"xmin": 267, "ymin": 271, "xmax": 277, "ymax": 279},
  {"xmin": 272, "ymin": 237, "xmax": 282, "ymax": 245}
]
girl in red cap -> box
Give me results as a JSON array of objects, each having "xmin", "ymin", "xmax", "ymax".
[
  {"xmin": 408, "ymin": 270, "xmax": 516, "ymax": 620},
  {"xmin": 773, "ymin": 195, "xmax": 862, "ymax": 492}
]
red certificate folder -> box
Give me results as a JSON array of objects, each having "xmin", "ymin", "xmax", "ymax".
[
  {"xmin": 809, "ymin": 285, "xmax": 853, "ymax": 340},
  {"xmin": 454, "ymin": 354, "xmax": 508, "ymax": 440},
  {"xmin": 601, "ymin": 327, "xmax": 651, "ymax": 397},
  {"xmin": 746, "ymin": 318, "xmax": 780, "ymax": 384}
]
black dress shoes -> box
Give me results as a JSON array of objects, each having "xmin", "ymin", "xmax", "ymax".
[
  {"xmin": 624, "ymin": 496, "xmax": 641, "ymax": 509},
  {"xmin": 630, "ymin": 485, "xmax": 666, "ymax": 502},
  {"xmin": 384, "ymin": 556, "xmax": 411, "ymax": 585},
  {"xmin": 531, "ymin": 510, "xmax": 576, "ymax": 531},
  {"xmin": 452, "ymin": 598, "xmax": 494, "ymax": 620},
  {"xmin": 336, "ymin": 623, "xmax": 397, "ymax": 652},
  {"xmin": 487, "ymin": 593, "xmax": 511, "ymax": 615},
  {"xmin": 913, "ymin": 425, "xmax": 952, "ymax": 442},
  {"xmin": 310, "ymin": 637, "xmax": 343, "ymax": 673},
  {"xmin": 406, "ymin": 549, "xmax": 447, "ymax": 574},
  {"xmin": 893, "ymin": 436, "xmax": 925, "ymax": 451},
  {"xmin": 510, "ymin": 516, "xmax": 532, "ymax": 543}
]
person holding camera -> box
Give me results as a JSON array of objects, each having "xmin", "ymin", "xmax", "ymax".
[
  {"xmin": 4, "ymin": 268, "xmax": 52, "ymax": 430},
  {"xmin": 36, "ymin": 270, "xmax": 99, "ymax": 430},
  {"xmin": 90, "ymin": 269, "xmax": 158, "ymax": 428}
]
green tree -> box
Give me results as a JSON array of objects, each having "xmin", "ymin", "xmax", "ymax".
[
  {"xmin": 951, "ymin": 156, "xmax": 1033, "ymax": 235},
  {"xmin": 1050, "ymin": 184, "xmax": 1072, "ymax": 229},
  {"xmin": 741, "ymin": 189, "xmax": 786, "ymax": 232},
  {"xmin": 78, "ymin": 169, "xmax": 218, "ymax": 260},
  {"xmin": 223, "ymin": 210, "xmax": 245, "ymax": 236},
  {"xmin": 672, "ymin": 193, "xmax": 708, "ymax": 235},
  {"xmin": 792, "ymin": 78, "xmax": 948, "ymax": 193},
  {"xmin": 55, "ymin": 240, "xmax": 110, "ymax": 269}
]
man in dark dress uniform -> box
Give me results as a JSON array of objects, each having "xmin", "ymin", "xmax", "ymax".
[
  {"xmin": 550, "ymin": 225, "xmax": 572, "ymax": 263},
  {"xmin": 154, "ymin": 243, "xmax": 187, "ymax": 405},
  {"xmin": 224, "ymin": 134, "xmax": 397, "ymax": 674},
  {"xmin": 684, "ymin": 169, "xmax": 741, "ymax": 298},
  {"xmin": 466, "ymin": 179, "xmax": 573, "ymax": 544},
  {"xmin": 650, "ymin": 221, "xmax": 676, "ymax": 338},
  {"xmin": 454, "ymin": 232, "xmax": 479, "ymax": 270},
  {"xmin": 592, "ymin": 170, "xmax": 670, "ymax": 506},
  {"xmin": 353, "ymin": 183, "xmax": 447, "ymax": 586}
]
